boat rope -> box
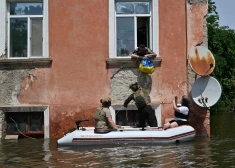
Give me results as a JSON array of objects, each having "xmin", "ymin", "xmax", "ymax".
[
  {"xmin": 10, "ymin": 117, "xmax": 36, "ymax": 139},
  {"xmin": 115, "ymin": 107, "xmax": 126, "ymax": 116},
  {"xmin": 126, "ymin": 109, "xmax": 128, "ymax": 122}
]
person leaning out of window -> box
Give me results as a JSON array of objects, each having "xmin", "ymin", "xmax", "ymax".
[{"xmin": 131, "ymin": 44, "xmax": 157, "ymax": 60}]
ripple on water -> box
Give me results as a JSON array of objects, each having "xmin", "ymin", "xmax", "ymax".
[{"xmin": 1, "ymin": 112, "xmax": 235, "ymax": 167}]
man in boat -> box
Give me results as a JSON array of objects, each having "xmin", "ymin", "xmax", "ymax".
[
  {"xmin": 163, "ymin": 95, "xmax": 190, "ymax": 130},
  {"xmin": 94, "ymin": 97, "xmax": 118, "ymax": 129},
  {"xmin": 123, "ymin": 82, "xmax": 158, "ymax": 128}
]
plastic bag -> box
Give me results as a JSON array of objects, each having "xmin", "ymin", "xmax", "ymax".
[{"xmin": 138, "ymin": 57, "xmax": 155, "ymax": 74}]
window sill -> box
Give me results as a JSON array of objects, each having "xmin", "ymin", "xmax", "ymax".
[
  {"xmin": 0, "ymin": 105, "xmax": 48, "ymax": 112},
  {"xmin": 0, "ymin": 58, "xmax": 52, "ymax": 70},
  {"xmin": 106, "ymin": 57, "xmax": 162, "ymax": 68},
  {"xmin": 111, "ymin": 103, "xmax": 161, "ymax": 110}
]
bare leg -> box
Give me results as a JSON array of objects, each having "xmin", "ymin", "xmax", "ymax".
[
  {"xmin": 170, "ymin": 122, "xmax": 179, "ymax": 128},
  {"xmin": 163, "ymin": 122, "xmax": 170, "ymax": 130}
]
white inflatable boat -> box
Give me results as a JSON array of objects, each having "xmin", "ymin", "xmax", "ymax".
[{"xmin": 57, "ymin": 120, "xmax": 195, "ymax": 146}]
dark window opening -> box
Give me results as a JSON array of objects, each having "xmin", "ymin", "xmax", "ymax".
[
  {"xmin": 137, "ymin": 17, "xmax": 150, "ymax": 47},
  {"xmin": 116, "ymin": 110, "xmax": 138, "ymax": 126},
  {"xmin": 6, "ymin": 112, "xmax": 44, "ymax": 138}
]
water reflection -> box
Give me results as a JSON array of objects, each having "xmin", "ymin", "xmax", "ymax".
[{"xmin": 0, "ymin": 112, "xmax": 235, "ymax": 167}]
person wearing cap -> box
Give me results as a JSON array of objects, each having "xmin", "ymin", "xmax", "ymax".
[
  {"xmin": 123, "ymin": 82, "xmax": 158, "ymax": 128},
  {"xmin": 163, "ymin": 95, "xmax": 190, "ymax": 130},
  {"xmin": 94, "ymin": 97, "xmax": 118, "ymax": 129}
]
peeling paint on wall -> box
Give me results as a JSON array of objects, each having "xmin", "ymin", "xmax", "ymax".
[
  {"xmin": 111, "ymin": 68, "xmax": 139, "ymax": 103},
  {"xmin": 0, "ymin": 70, "xmax": 31, "ymax": 105},
  {"xmin": 0, "ymin": 110, "xmax": 5, "ymax": 139},
  {"xmin": 0, "ymin": 0, "xmax": 210, "ymax": 139}
]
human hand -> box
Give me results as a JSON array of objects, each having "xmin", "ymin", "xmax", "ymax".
[
  {"xmin": 144, "ymin": 55, "xmax": 148, "ymax": 59},
  {"xmin": 116, "ymin": 125, "xmax": 121, "ymax": 128}
]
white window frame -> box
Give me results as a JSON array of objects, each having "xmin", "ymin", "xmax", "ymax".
[
  {"xmin": 109, "ymin": 0, "xmax": 159, "ymax": 58},
  {"xmin": 1, "ymin": 105, "xmax": 50, "ymax": 139},
  {"xmin": 110, "ymin": 104, "xmax": 162, "ymax": 127},
  {"xmin": 0, "ymin": 0, "xmax": 49, "ymax": 59}
]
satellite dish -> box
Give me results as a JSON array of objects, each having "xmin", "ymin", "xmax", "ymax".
[
  {"xmin": 191, "ymin": 76, "xmax": 222, "ymax": 108},
  {"xmin": 189, "ymin": 46, "xmax": 215, "ymax": 76}
]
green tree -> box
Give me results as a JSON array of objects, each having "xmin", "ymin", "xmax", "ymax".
[{"xmin": 208, "ymin": 0, "xmax": 235, "ymax": 112}]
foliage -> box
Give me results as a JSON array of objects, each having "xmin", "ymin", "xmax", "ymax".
[{"xmin": 207, "ymin": 0, "xmax": 235, "ymax": 112}]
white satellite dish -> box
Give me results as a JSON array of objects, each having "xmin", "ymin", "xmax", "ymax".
[
  {"xmin": 189, "ymin": 46, "xmax": 215, "ymax": 76},
  {"xmin": 191, "ymin": 76, "xmax": 222, "ymax": 108}
]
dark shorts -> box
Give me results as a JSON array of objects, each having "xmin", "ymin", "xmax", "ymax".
[{"xmin": 169, "ymin": 120, "xmax": 187, "ymax": 126}]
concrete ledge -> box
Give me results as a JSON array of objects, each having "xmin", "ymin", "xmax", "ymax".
[
  {"xmin": 0, "ymin": 105, "xmax": 48, "ymax": 112},
  {"xmin": 5, "ymin": 135, "xmax": 19, "ymax": 140},
  {"xmin": 0, "ymin": 58, "xmax": 52, "ymax": 70},
  {"xmin": 111, "ymin": 103, "xmax": 161, "ymax": 110},
  {"xmin": 106, "ymin": 57, "xmax": 162, "ymax": 68}
]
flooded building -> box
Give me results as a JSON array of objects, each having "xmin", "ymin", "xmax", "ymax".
[{"xmin": 0, "ymin": 0, "xmax": 209, "ymax": 139}]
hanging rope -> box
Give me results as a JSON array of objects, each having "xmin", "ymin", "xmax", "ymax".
[
  {"xmin": 126, "ymin": 109, "xmax": 128, "ymax": 123},
  {"xmin": 10, "ymin": 117, "xmax": 36, "ymax": 139}
]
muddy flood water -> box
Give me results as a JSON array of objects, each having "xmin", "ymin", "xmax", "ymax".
[{"xmin": 0, "ymin": 112, "xmax": 235, "ymax": 168}]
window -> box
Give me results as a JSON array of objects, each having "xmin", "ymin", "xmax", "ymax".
[
  {"xmin": 110, "ymin": 104, "xmax": 161, "ymax": 127},
  {"xmin": 7, "ymin": 1, "xmax": 48, "ymax": 58},
  {"xmin": 116, "ymin": 110, "xmax": 138, "ymax": 126},
  {"xmin": 109, "ymin": 0, "xmax": 159, "ymax": 58},
  {"xmin": 6, "ymin": 112, "xmax": 44, "ymax": 138}
]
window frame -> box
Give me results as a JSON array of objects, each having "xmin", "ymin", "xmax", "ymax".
[
  {"xmin": 109, "ymin": 0, "xmax": 159, "ymax": 58},
  {"xmin": 6, "ymin": 112, "xmax": 44, "ymax": 135},
  {"xmin": 110, "ymin": 104, "xmax": 162, "ymax": 127},
  {"xmin": 4, "ymin": 0, "xmax": 49, "ymax": 59},
  {"xmin": 1, "ymin": 105, "xmax": 50, "ymax": 139}
]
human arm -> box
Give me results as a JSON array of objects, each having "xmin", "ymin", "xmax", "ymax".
[
  {"xmin": 173, "ymin": 96, "xmax": 180, "ymax": 112},
  {"xmin": 107, "ymin": 117, "xmax": 118, "ymax": 129},
  {"xmin": 103, "ymin": 108, "xmax": 118, "ymax": 129},
  {"xmin": 131, "ymin": 53, "xmax": 144, "ymax": 59},
  {"xmin": 131, "ymin": 48, "xmax": 145, "ymax": 59},
  {"xmin": 144, "ymin": 48, "xmax": 157, "ymax": 59},
  {"xmin": 144, "ymin": 52, "xmax": 157, "ymax": 58},
  {"xmin": 123, "ymin": 94, "xmax": 134, "ymax": 107}
]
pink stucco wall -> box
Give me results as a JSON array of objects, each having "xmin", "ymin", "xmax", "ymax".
[
  {"xmin": 152, "ymin": 0, "xmax": 188, "ymax": 125},
  {"xmin": 17, "ymin": 0, "xmax": 208, "ymax": 138},
  {"xmin": 19, "ymin": 0, "xmax": 111, "ymax": 138}
]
